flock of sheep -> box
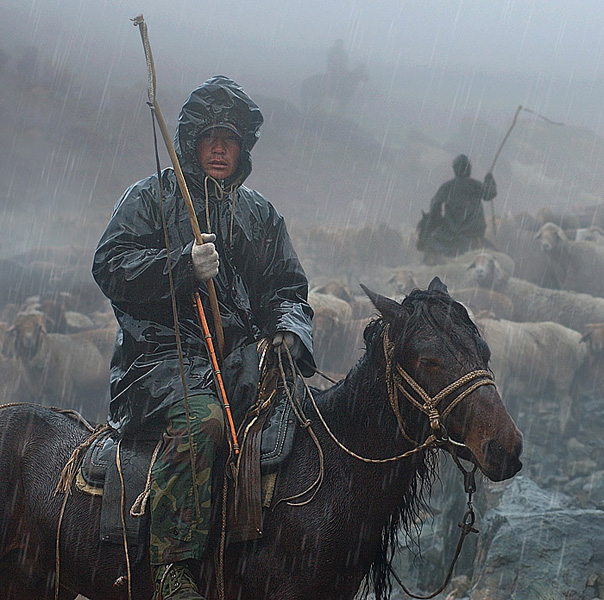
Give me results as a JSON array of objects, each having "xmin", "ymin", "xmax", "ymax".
[
  {"xmin": 1, "ymin": 206, "xmax": 604, "ymax": 435},
  {"xmin": 0, "ymin": 246, "xmax": 115, "ymax": 421},
  {"xmin": 299, "ymin": 207, "xmax": 604, "ymax": 436}
]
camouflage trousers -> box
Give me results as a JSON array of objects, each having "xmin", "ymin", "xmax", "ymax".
[{"xmin": 149, "ymin": 394, "xmax": 225, "ymax": 565}]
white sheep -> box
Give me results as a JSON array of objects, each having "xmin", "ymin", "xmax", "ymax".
[
  {"xmin": 467, "ymin": 252, "xmax": 604, "ymax": 332},
  {"xmin": 573, "ymin": 226, "xmax": 604, "ymax": 244},
  {"xmin": 536, "ymin": 221, "xmax": 604, "ymax": 297},
  {"xmin": 477, "ymin": 316, "xmax": 589, "ymax": 432},
  {"xmin": 386, "ymin": 249, "xmax": 515, "ymax": 297},
  {"xmin": 307, "ymin": 290, "xmax": 369, "ymax": 375},
  {"xmin": 7, "ymin": 311, "xmax": 113, "ymax": 415}
]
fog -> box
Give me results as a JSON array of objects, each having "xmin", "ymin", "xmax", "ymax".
[
  {"xmin": 3, "ymin": 3, "xmax": 604, "ymax": 599},
  {"xmin": 3, "ymin": 0, "xmax": 604, "ymax": 251}
]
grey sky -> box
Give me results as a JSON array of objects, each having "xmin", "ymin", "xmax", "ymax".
[
  {"xmin": 8, "ymin": 0, "xmax": 604, "ymax": 77},
  {"xmin": 4, "ymin": 0, "xmax": 604, "ymax": 229},
  {"xmin": 5, "ymin": 0, "xmax": 604, "ymax": 139}
]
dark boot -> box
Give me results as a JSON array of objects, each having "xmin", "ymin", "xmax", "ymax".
[{"xmin": 152, "ymin": 562, "xmax": 205, "ymax": 600}]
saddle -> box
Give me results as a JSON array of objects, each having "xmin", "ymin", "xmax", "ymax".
[
  {"xmin": 76, "ymin": 431, "xmax": 159, "ymax": 545},
  {"xmin": 75, "ymin": 365, "xmax": 304, "ymax": 546}
]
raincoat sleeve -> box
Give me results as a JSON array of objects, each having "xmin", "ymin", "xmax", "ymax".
[
  {"xmin": 250, "ymin": 205, "xmax": 315, "ymax": 375},
  {"xmin": 92, "ymin": 178, "xmax": 196, "ymax": 305}
]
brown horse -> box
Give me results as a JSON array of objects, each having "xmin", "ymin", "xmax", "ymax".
[{"xmin": 0, "ymin": 282, "xmax": 522, "ymax": 600}]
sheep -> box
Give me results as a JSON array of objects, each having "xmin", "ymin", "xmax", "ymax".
[
  {"xmin": 7, "ymin": 311, "xmax": 112, "ymax": 418},
  {"xmin": 490, "ymin": 214, "xmax": 559, "ymax": 289},
  {"xmin": 0, "ymin": 354, "xmax": 35, "ymax": 403},
  {"xmin": 476, "ymin": 316, "xmax": 589, "ymax": 432},
  {"xmin": 451, "ymin": 288, "xmax": 515, "ymax": 320},
  {"xmin": 578, "ymin": 323, "xmax": 604, "ymax": 401},
  {"xmin": 536, "ymin": 221, "xmax": 604, "ymax": 297},
  {"xmin": 307, "ymin": 290, "xmax": 368, "ymax": 375},
  {"xmin": 386, "ymin": 249, "xmax": 515, "ymax": 297},
  {"xmin": 574, "ymin": 226, "xmax": 604, "ymax": 244},
  {"xmin": 580, "ymin": 322, "xmax": 604, "ymax": 354},
  {"xmin": 467, "ymin": 252, "xmax": 604, "ymax": 332},
  {"xmin": 310, "ymin": 278, "xmax": 374, "ymax": 319}
]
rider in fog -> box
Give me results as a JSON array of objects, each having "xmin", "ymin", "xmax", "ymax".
[
  {"xmin": 93, "ymin": 75, "xmax": 314, "ymax": 600},
  {"xmin": 419, "ymin": 154, "xmax": 497, "ymax": 265}
]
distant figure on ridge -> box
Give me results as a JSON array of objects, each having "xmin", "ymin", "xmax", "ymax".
[
  {"xmin": 300, "ymin": 39, "xmax": 367, "ymax": 113},
  {"xmin": 326, "ymin": 38, "xmax": 349, "ymax": 81}
]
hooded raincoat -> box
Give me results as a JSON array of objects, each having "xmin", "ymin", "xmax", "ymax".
[
  {"xmin": 425, "ymin": 156, "xmax": 497, "ymax": 256},
  {"xmin": 93, "ymin": 76, "xmax": 314, "ymax": 434}
]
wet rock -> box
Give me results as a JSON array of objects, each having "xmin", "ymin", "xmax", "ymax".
[{"xmin": 470, "ymin": 476, "xmax": 604, "ymax": 600}]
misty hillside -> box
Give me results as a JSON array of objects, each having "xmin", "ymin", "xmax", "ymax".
[{"xmin": 2, "ymin": 42, "xmax": 604, "ymax": 260}]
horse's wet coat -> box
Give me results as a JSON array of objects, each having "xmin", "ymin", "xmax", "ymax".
[{"xmin": 0, "ymin": 286, "xmax": 522, "ymax": 600}]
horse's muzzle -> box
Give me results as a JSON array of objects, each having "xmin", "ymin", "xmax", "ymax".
[{"xmin": 481, "ymin": 438, "xmax": 523, "ymax": 481}]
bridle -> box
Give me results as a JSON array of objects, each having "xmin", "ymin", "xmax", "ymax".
[
  {"xmin": 286, "ymin": 320, "xmax": 496, "ymax": 599},
  {"xmin": 298, "ymin": 323, "xmax": 496, "ymax": 466},
  {"xmin": 382, "ymin": 323, "xmax": 496, "ymax": 458},
  {"xmin": 381, "ymin": 323, "xmax": 495, "ymax": 599}
]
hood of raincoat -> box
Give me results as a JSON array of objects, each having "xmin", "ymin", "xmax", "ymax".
[
  {"xmin": 452, "ymin": 154, "xmax": 471, "ymax": 178},
  {"xmin": 174, "ymin": 75, "xmax": 264, "ymax": 188}
]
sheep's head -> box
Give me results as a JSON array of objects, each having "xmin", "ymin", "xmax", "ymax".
[
  {"xmin": 8, "ymin": 312, "xmax": 47, "ymax": 361},
  {"xmin": 386, "ymin": 270, "xmax": 419, "ymax": 296},
  {"xmin": 575, "ymin": 226, "xmax": 604, "ymax": 243},
  {"xmin": 581, "ymin": 323, "xmax": 604, "ymax": 355},
  {"xmin": 535, "ymin": 222, "xmax": 568, "ymax": 253},
  {"xmin": 467, "ymin": 253, "xmax": 507, "ymax": 289},
  {"xmin": 310, "ymin": 279, "xmax": 354, "ymax": 304}
]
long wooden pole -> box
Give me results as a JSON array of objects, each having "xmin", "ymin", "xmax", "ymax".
[
  {"xmin": 487, "ymin": 105, "xmax": 523, "ymax": 237},
  {"xmin": 132, "ymin": 14, "xmax": 239, "ymax": 454}
]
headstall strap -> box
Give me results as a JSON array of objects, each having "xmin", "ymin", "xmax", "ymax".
[{"xmin": 382, "ymin": 325, "xmax": 495, "ymax": 449}]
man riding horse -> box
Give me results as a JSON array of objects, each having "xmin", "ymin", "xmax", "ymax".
[
  {"xmin": 418, "ymin": 154, "xmax": 497, "ymax": 265},
  {"xmin": 92, "ymin": 76, "xmax": 315, "ymax": 600}
]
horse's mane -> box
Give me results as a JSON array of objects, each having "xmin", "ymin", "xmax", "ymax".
[{"xmin": 363, "ymin": 289, "xmax": 482, "ymax": 600}]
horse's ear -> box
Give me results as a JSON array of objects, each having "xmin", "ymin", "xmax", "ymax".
[
  {"xmin": 360, "ymin": 284, "xmax": 401, "ymax": 320},
  {"xmin": 428, "ymin": 277, "xmax": 449, "ymax": 295}
]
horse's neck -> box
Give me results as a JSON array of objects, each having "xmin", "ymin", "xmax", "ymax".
[
  {"xmin": 316, "ymin": 356, "xmax": 414, "ymax": 462},
  {"xmin": 306, "ymin": 359, "xmax": 422, "ymax": 527}
]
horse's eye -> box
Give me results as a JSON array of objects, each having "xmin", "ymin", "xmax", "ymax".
[{"xmin": 418, "ymin": 357, "xmax": 440, "ymax": 369}]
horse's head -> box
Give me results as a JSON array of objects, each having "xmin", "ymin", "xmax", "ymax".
[{"xmin": 361, "ymin": 278, "xmax": 522, "ymax": 482}]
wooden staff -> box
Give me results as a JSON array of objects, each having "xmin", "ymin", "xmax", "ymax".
[
  {"xmin": 133, "ymin": 15, "xmax": 239, "ymax": 454},
  {"xmin": 487, "ymin": 105, "xmax": 563, "ymax": 237},
  {"xmin": 487, "ymin": 105, "xmax": 522, "ymax": 237}
]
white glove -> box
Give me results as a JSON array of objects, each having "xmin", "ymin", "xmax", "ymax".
[
  {"xmin": 191, "ymin": 233, "xmax": 219, "ymax": 282},
  {"xmin": 272, "ymin": 331, "xmax": 303, "ymax": 360}
]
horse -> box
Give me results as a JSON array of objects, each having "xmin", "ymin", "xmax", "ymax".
[
  {"xmin": 0, "ymin": 281, "xmax": 523, "ymax": 600},
  {"xmin": 300, "ymin": 62, "xmax": 368, "ymax": 113}
]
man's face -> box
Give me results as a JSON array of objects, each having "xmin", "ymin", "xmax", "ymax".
[{"xmin": 196, "ymin": 127, "xmax": 241, "ymax": 180}]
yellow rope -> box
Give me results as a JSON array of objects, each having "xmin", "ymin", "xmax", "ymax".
[
  {"xmin": 115, "ymin": 440, "xmax": 133, "ymax": 600},
  {"xmin": 130, "ymin": 439, "xmax": 163, "ymax": 517},
  {"xmin": 54, "ymin": 487, "xmax": 70, "ymax": 600}
]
